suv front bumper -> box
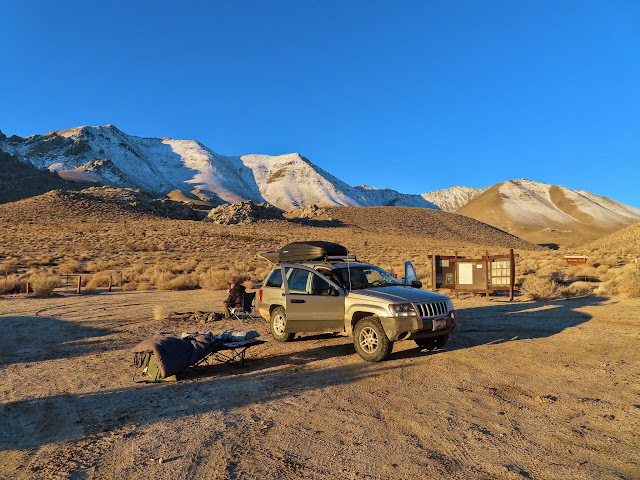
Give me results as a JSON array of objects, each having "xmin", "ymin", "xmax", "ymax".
[{"xmin": 380, "ymin": 312, "xmax": 457, "ymax": 342}]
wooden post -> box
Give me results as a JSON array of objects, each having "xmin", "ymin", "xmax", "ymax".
[
  {"xmin": 454, "ymin": 251, "xmax": 459, "ymax": 299},
  {"xmin": 485, "ymin": 250, "xmax": 490, "ymax": 298},
  {"xmin": 26, "ymin": 282, "xmax": 30, "ymax": 295},
  {"xmin": 431, "ymin": 251, "xmax": 436, "ymax": 291},
  {"xmin": 509, "ymin": 249, "xmax": 515, "ymax": 301},
  {"xmin": 77, "ymin": 276, "xmax": 82, "ymax": 294},
  {"xmin": 108, "ymin": 275, "xmax": 112, "ymax": 292}
]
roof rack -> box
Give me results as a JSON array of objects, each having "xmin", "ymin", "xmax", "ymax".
[{"xmin": 326, "ymin": 255, "xmax": 357, "ymax": 262}]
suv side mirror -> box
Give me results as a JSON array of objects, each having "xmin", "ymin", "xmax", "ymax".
[{"xmin": 410, "ymin": 280, "xmax": 422, "ymax": 289}]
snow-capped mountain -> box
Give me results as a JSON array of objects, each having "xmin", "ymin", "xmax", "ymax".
[
  {"xmin": 456, "ymin": 178, "xmax": 640, "ymax": 244},
  {"xmin": 1, "ymin": 126, "xmax": 639, "ymax": 246},
  {"xmin": 421, "ymin": 186, "xmax": 487, "ymax": 212},
  {"xmin": 0, "ymin": 125, "xmax": 444, "ymax": 210},
  {"xmin": 353, "ymin": 185, "xmax": 438, "ymax": 208}
]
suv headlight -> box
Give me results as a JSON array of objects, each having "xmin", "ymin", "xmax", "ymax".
[
  {"xmin": 389, "ymin": 303, "xmax": 417, "ymax": 316},
  {"xmin": 446, "ymin": 298, "xmax": 454, "ymax": 313}
]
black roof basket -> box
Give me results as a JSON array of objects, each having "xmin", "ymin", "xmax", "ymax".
[{"xmin": 256, "ymin": 241, "xmax": 354, "ymax": 263}]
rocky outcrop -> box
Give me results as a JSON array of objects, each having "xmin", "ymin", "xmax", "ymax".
[{"xmin": 204, "ymin": 200, "xmax": 284, "ymax": 225}]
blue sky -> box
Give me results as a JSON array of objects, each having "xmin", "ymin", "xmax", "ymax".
[{"xmin": 2, "ymin": 1, "xmax": 639, "ymax": 208}]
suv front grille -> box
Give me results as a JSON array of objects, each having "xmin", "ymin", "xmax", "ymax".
[{"xmin": 415, "ymin": 301, "xmax": 448, "ymax": 318}]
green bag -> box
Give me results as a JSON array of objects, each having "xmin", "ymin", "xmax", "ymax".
[{"xmin": 134, "ymin": 353, "xmax": 177, "ymax": 383}]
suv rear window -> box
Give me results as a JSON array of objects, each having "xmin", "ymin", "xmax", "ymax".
[{"xmin": 265, "ymin": 268, "xmax": 283, "ymax": 288}]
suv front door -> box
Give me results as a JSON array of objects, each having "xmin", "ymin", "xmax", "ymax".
[{"xmin": 282, "ymin": 264, "xmax": 345, "ymax": 333}]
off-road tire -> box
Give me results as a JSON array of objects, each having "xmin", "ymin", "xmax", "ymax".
[
  {"xmin": 415, "ymin": 338, "xmax": 437, "ymax": 350},
  {"xmin": 353, "ymin": 316, "xmax": 393, "ymax": 362},
  {"xmin": 270, "ymin": 306, "xmax": 294, "ymax": 342},
  {"xmin": 435, "ymin": 333, "xmax": 449, "ymax": 349}
]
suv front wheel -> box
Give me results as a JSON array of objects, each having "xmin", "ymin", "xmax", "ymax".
[
  {"xmin": 353, "ymin": 316, "xmax": 392, "ymax": 362},
  {"xmin": 270, "ymin": 306, "xmax": 294, "ymax": 342}
]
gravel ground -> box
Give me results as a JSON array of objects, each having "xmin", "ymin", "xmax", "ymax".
[{"xmin": 0, "ymin": 290, "xmax": 638, "ymax": 479}]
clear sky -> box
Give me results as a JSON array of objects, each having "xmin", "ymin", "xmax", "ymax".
[{"xmin": 2, "ymin": 1, "xmax": 639, "ymax": 208}]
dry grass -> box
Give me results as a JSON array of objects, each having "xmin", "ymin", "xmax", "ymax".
[
  {"xmin": 0, "ymin": 188, "xmax": 637, "ymax": 300},
  {"xmin": 0, "ymin": 274, "xmax": 25, "ymax": 294},
  {"xmin": 30, "ymin": 274, "xmax": 61, "ymax": 297},
  {"xmin": 521, "ymin": 276, "xmax": 558, "ymax": 301},
  {"xmin": 558, "ymin": 281, "xmax": 596, "ymax": 299},
  {"xmin": 596, "ymin": 265, "xmax": 640, "ymax": 298}
]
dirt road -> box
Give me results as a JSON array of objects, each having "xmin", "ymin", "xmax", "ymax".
[{"xmin": 0, "ymin": 290, "xmax": 638, "ymax": 479}]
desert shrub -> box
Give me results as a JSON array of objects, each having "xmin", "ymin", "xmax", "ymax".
[
  {"xmin": 522, "ymin": 276, "xmax": 557, "ymax": 301},
  {"xmin": 597, "ymin": 267, "xmax": 640, "ymax": 298},
  {"xmin": 558, "ymin": 281, "xmax": 596, "ymax": 299},
  {"xmin": 566, "ymin": 265, "xmax": 600, "ymax": 282},
  {"xmin": 122, "ymin": 282, "xmax": 139, "ymax": 291},
  {"xmin": 200, "ymin": 268, "xmax": 248, "ymax": 290},
  {"xmin": 600, "ymin": 255, "xmax": 623, "ymax": 268},
  {"xmin": 85, "ymin": 261, "xmax": 110, "ymax": 272},
  {"xmin": 58, "ymin": 259, "xmax": 83, "ymax": 274},
  {"xmin": 0, "ymin": 259, "xmax": 19, "ymax": 276},
  {"xmin": 136, "ymin": 282, "xmax": 153, "ymax": 291},
  {"xmin": 30, "ymin": 274, "xmax": 61, "ymax": 297},
  {"xmin": 153, "ymin": 305, "xmax": 169, "ymax": 320},
  {"xmin": 86, "ymin": 272, "xmax": 114, "ymax": 289},
  {"xmin": 0, "ymin": 275, "xmax": 25, "ymax": 295},
  {"xmin": 157, "ymin": 273, "xmax": 200, "ymax": 291}
]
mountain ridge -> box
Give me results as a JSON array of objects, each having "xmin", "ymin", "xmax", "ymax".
[{"xmin": 2, "ymin": 125, "xmax": 639, "ymax": 246}]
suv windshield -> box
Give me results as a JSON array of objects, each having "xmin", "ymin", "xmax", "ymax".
[{"xmin": 333, "ymin": 265, "xmax": 402, "ymax": 290}]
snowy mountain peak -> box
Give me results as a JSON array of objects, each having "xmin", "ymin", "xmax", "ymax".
[{"xmin": 421, "ymin": 185, "xmax": 487, "ymax": 212}]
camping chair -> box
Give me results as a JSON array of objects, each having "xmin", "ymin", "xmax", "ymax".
[{"xmin": 230, "ymin": 291, "xmax": 256, "ymax": 321}]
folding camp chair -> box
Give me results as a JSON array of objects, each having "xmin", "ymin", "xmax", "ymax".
[{"xmin": 230, "ymin": 291, "xmax": 256, "ymax": 321}]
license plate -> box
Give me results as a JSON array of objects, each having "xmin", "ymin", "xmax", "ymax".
[{"xmin": 433, "ymin": 318, "xmax": 447, "ymax": 330}]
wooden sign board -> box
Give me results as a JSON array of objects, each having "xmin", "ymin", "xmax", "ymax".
[{"xmin": 565, "ymin": 256, "xmax": 588, "ymax": 265}]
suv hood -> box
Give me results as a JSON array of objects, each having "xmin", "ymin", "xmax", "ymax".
[{"xmin": 348, "ymin": 286, "xmax": 450, "ymax": 304}]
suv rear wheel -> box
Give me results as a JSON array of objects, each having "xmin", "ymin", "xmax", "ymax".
[
  {"xmin": 270, "ymin": 306, "xmax": 294, "ymax": 342},
  {"xmin": 353, "ymin": 316, "xmax": 392, "ymax": 362}
]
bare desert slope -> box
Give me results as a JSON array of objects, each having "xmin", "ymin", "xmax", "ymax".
[
  {"xmin": 0, "ymin": 188, "xmax": 541, "ymax": 295},
  {"xmin": 584, "ymin": 220, "xmax": 640, "ymax": 252}
]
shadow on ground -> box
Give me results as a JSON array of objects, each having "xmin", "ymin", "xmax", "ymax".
[
  {"xmin": 0, "ymin": 296, "xmax": 604, "ymax": 450},
  {"xmin": 0, "ymin": 316, "xmax": 115, "ymax": 365}
]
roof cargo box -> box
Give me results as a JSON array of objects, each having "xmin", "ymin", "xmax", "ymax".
[
  {"xmin": 257, "ymin": 241, "xmax": 349, "ymax": 263},
  {"xmin": 279, "ymin": 241, "xmax": 348, "ymax": 262}
]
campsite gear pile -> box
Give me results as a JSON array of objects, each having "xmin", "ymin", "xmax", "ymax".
[{"xmin": 132, "ymin": 330, "xmax": 264, "ymax": 383}]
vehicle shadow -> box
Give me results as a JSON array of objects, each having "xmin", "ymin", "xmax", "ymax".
[
  {"xmin": 0, "ymin": 316, "xmax": 115, "ymax": 365},
  {"xmin": 395, "ymin": 296, "xmax": 606, "ymax": 359}
]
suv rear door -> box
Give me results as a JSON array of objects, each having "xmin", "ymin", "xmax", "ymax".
[{"xmin": 282, "ymin": 263, "xmax": 345, "ymax": 332}]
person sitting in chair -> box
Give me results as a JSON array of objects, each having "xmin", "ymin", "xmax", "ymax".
[{"xmin": 224, "ymin": 281, "xmax": 246, "ymax": 318}]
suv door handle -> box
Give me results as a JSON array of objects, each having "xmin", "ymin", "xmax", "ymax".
[{"xmin": 290, "ymin": 299, "xmax": 306, "ymax": 304}]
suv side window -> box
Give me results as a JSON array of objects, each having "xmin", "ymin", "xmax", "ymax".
[
  {"xmin": 265, "ymin": 268, "xmax": 283, "ymax": 288},
  {"xmin": 316, "ymin": 267, "xmax": 343, "ymax": 288},
  {"xmin": 288, "ymin": 268, "xmax": 311, "ymax": 294},
  {"xmin": 311, "ymin": 274, "xmax": 332, "ymax": 296}
]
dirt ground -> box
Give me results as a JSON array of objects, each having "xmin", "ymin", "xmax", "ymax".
[{"xmin": 0, "ymin": 289, "xmax": 638, "ymax": 479}]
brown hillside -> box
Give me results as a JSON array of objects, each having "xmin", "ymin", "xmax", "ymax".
[
  {"xmin": 0, "ymin": 192, "xmax": 541, "ymax": 295},
  {"xmin": 456, "ymin": 182, "xmax": 632, "ymax": 247},
  {"xmin": 319, "ymin": 206, "xmax": 541, "ymax": 251},
  {"xmin": 584, "ymin": 221, "xmax": 640, "ymax": 252},
  {"xmin": 0, "ymin": 187, "xmax": 199, "ymax": 224}
]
